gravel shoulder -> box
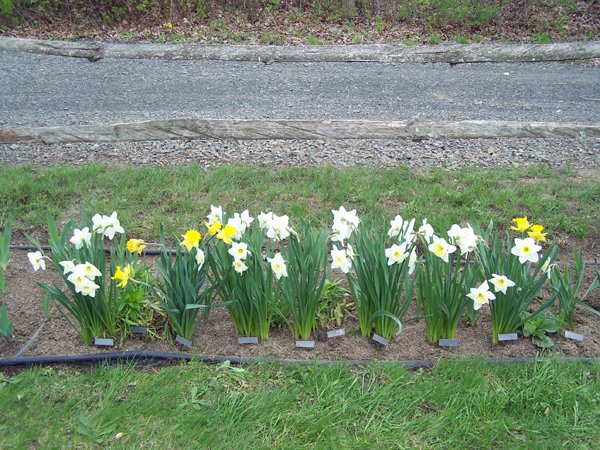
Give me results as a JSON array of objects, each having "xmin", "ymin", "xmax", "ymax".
[{"xmin": 2, "ymin": 138, "xmax": 598, "ymax": 169}]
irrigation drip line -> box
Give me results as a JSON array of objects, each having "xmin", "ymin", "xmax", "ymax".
[
  {"xmin": 9, "ymin": 244, "xmax": 600, "ymax": 266},
  {"xmin": 0, "ymin": 351, "xmax": 596, "ymax": 368}
]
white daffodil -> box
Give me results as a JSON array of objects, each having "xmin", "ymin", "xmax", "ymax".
[
  {"xmin": 332, "ymin": 206, "xmax": 360, "ymax": 230},
  {"xmin": 331, "ymin": 220, "xmax": 352, "ymax": 246},
  {"xmin": 59, "ymin": 260, "xmax": 76, "ymax": 275},
  {"xmin": 28, "ymin": 251, "xmax": 45, "ymax": 271},
  {"xmin": 346, "ymin": 243, "xmax": 356, "ymax": 261},
  {"xmin": 239, "ymin": 210, "xmax": 254, "ymax": 227},
  {"xmin": 232, "ymin": 259, "xmax": 248, "ymax": 275},
  {"xmin": 195, "ymin": 249, "xmax": 205, "ymax": 269},
  {"xmin": 73, "ymin": 262, "xmax": 102, "ymax": 280},
  {"xmin": 92, "ymin": 213, "xmax": 106, "ymax": 234},
  {"xmin": 267, "ymin": 214, "xmax": 290, "ymax": 241},
  {"xmin": 257, "ymin": 211, "xmax": 273, "ymax": 230},
  {"xmin": 388, "ymin": 215, "xmax": 405, "ymax": 238},
  {"xmin": 447, "ymin": 224, "xmax": 478, "ymax": 255},
  {"xmin": 69, "ymin": 227, "xmax": 92, "ymax": 249},
  {"xmin": 467, "ymin": 281, "xmax": 496, "ymax": 310},
  {"xmin": 428, "ymin": 235, "xmax": 456, "ymax": 263},
  {"xmin": 227, "ymin": 215, "xmax": 246, "ymax": 240},
  {"xmin": 103, "ymin": 212, "xmax": 125, "ymax": 240},
  {"xmin": 228, "ymin": 242, "xmax": 250, "ymax": 260},
  {"xmin": 207, "ymin": 205, "xmax": 223, "ymax": 226},
  {"xmin": 541, "ymin": 258, "xmax": 555, "ymax": 279},
  {"xmin": 408, "ymin": 249, "xmax": 418, "ymax": 275},
  {"xmin": 402, "ymin": 218, "xmax": 417, "ymax": 244},
  {"xmin": 489, "ymin": 274, "xmax": 516, "ymax": 295},
  {"xmin": 385, "ymin": 242, "xmax": 408, "ymax": 266},
  {"xmin": 331, "ymin": 246, "xmax": 352, "ymax": 274},
  {"xmin": 267, "ymin": 253, "xmax": 288, "ymax": 280},
  {"xmin": 418, "ymin": 219, "xmax": 435, "ymax": 243},
  {"xmin": 77, "ymin": 278, "xmax": 100, "ymax": 298},
  {"xmin": 511, "ymin": 237, "xmax": 542, "ymax": 264}
]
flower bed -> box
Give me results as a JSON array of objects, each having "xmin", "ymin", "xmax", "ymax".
[{"xmin": 0, "ymin": 207, "xmax": 599, "ymax": 361}]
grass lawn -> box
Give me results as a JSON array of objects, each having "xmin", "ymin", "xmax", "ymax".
[
  {"xmin": 1, "ymin": 359, "xmax": 599, "ymax": 448},
  {"xmin": 0, "ymin": 164, "xmax": 598, "ymax": 245}
]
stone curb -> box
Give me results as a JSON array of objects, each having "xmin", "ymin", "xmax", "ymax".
[
  {"xmin": 1, "ymin": 119, "xmax": 599, "ymax": 144},
  {"xmin": 1, "ymin": 37, "xmax": 599, "ymax": 63}
]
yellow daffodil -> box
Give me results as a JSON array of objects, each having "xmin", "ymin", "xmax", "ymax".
[
  {"xmin": 126, "ymin": 238, "xmax": 147, "ymax": 254},
  {"xmin": 112, "ymin": 264, "xmax": 132, "ymax": 288},
  {"xmin": 205, "ymin": 220, "xmax": 222, "ymax": 236},
  {"xmin": 216, "ymin": 224, "xmax": 237, "ymax": 245},
  {"xmin": 180, "ymin": 229, "xmax": 201, "ymax": 251},
  {"xmin": 528, "ymin": 224, "xmax": 547, "ymax": 242},
  {"xmin": 511, "ymin": 216, "xmax": 531, "ymax": 233}
]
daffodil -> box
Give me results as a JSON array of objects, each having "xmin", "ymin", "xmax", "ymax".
[
  {"xmin": 27, "ymin": 251, "xmax": 45, "ymax": 271},
  {"xmin": 408, "ymin": 249, "xmax": 418, "ymax": 275},
  {"xmin": 467, "ymin": 281, "xmax": 496, "ymax": 310},
  {"xmin": 346, "ymin": 243, "xmax": 356, "ymax": 261},
  {"xmin": 68, "ymin": 272, "xmax": 100, "ymax": 297},
  {"xmin": 126, "ymin": 238, "xmax": 146, "ymax": 254},
  {"xmin": 228, "ymin": 242, "xmax": 250, "ymax": 260},
  {"xmin": 385, "ymin": 243, "xmax": 408, "ymax": 266},
  {"xmin": 267, "ymin": 253, "xmax": 288, "ymax": 280},
  {"xmin": 180, "ymin": 229, "xmax": 201, "ymax": 251},
  {"xmin": 112, "ymin": 264, "xmax": 132, "ymax": 288},
  {"xmin": 195, "ymin": 249, "xmax": 205, "ymax": 269},
  {"xmin": 332, "ymin": 206, "xmax": 360, "ymax": 230},
  {"xmin": 74, "ymin": 262, "xmax": 102, "ymax": 280},
  {"xmin": 239, "ymin": 210, "xmax": 254, "ymax": 227},
  {"xmin": 528, "ymin": 224, "xmax": 547, "ymax": 242},
  {"xmin": 428, "ymin": 236, "xmax": 456, "ymax": 263},
  {"xmin": 447, "ymin": 224, "xmax": 478, "ymax": 255},
  {"xmin": 216, "ymin": 224, "xmax": 237, "ymax": 245},
  {"xmin": 511, "ymin": 237, "xmax": 542, "ymax": 264},
  {"xmin": 92, "ymin": 213, "xmax": 105, "ymax": 234},
  {"xmin": 331, "ymin": 220, "xmax": 352, "ymax": 246},
  {"xmin": 205, "ymin": 220, "xmax": 222, "ymax": 236},
  {"xmin": 59, "ymin": 260, "xmax": 76, "ymax": 275},
  {"xmin": 232, "ymin": 259, "xmax": 248, "ymax": 275},
  {"xmin": 388, "ymin": 215, "xmax": 405, "ymax": 238},
  {"xmin": 418, "ymin": 219, "xmax": 435, "ymax": 243},
  {"xmin": 331, "ymin": 246, "xmax": 352, "ymax": 274},
  {"xmin": 488, "ymin": 274, "xmax": 516, "ymax": 295},
  {"xmin": 257, "ymin": 211, "xmax": 273, "ymax": 230},
  {"xmin": 511, "ymin": 216, "xmax": 531, "ymax": 233},
  {"xmin": 266, "ymin": 214, "xmax": 290, "ymax": 241},
  {"xmin": 207, "ymin": 205, "xmax": 223, "ymax": 226},
  {"xmin": 227, "ymin": 215, "xmax": 246, "ymax": 240},
  {"xmin": 69, "ymin": 227, "xmax": 92, "ymax": 249}
]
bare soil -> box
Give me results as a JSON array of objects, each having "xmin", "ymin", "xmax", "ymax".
[{"xmin": 1, "ymin": 250, "xmax": 599, "ymax": 361}]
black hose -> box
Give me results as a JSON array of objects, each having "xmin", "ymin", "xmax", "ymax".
[{"xmin": 0, "ymin": 350, "xmax": 596, "ymax": 368}]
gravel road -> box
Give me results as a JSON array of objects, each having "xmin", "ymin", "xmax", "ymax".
[
  {"xmin": 2, "ymin": 138, "xmax": 598, "ymax": 168},
  {"xmin": 1, "ymin": 49, "xmax": 599, "ymax": 127}
]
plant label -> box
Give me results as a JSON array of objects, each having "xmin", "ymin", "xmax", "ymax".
[
  {"xmin": 238, "ymin": 337, "xmax": 259, "ymax": 344},
  {"xmin": 372, "ymin": 333, "xmax": 388, "ymax": 346},
  {"xmin": 564, "ymin": 331, "xmax": 584, "ymax": 342},
  {"xmin": 131, "ymin": 326, "xmax": 148, "ymax": 335},
  {"xmin": 94, "ymin": 338, "xmax": 114, "ymax": 347},
  {"xmin": 175, "ymin": 335, "xmax": 192, "ymax": 348},
  {"xmin": 295, "ymin": 340, "xmax": 315, "ymax": 349},
  {"xmin": 438, "ymin": 339, "xmax": 459, "ymax": 347},
  {"xmin": 327, "ymin": 328, "xmax": 346, "ymax": 339},
  {"xmin": 498, "ymin": 333, "xmax": 519, "ymax": 341}
]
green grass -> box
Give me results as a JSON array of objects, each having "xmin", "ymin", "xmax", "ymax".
[
  {"xmin": 0, "ymin": 164, "xmax": 597, "ymax": 242},
  {"xmin": 1, "ymin": 359, "xmax": 599, "ymax": 448}
]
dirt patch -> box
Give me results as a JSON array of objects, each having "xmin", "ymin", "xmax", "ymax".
[{"xmin": 1, "ymin": 250, "xmax": 599, "ymax": 362}]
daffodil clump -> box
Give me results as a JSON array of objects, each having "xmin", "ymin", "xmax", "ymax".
[{"xmin": 472, "ymin": 216, "xmax": 558, "ymax": 344}]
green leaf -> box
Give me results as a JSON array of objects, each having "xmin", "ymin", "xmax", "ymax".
[{"xmin": 533, "ymin": 334, "xmax": 555, "ymax": 349}]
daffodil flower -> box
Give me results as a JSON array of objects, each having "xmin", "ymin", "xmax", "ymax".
[
  {"xmin": 488, "ymin": 274, "xmax": 516, "ymax": 295},
  {"xmin": 74, "ymin": 262, "xmax": 102, "ymax": 280},
  {"xmin": 112, "ymin": 264, "xmax": 132, "ymax": 288},
  {"xmin": 447, "ymin": 224, "xmax": 478, "ymax": 255},
  {"xmin": 59, "ymin": 260, "xmax": 76, "ymax": 275},
  {"xmin": 511, "ymin": 237, "xmax": 542, "ymax": 264},
  {"xmin": 70, "ymin": 227, "xmax": 92, "ymax": 249},
  {"xmin": 266, "ymin": 214, "xmax": 290, "ymax": 241},
  {"xmin": 103, "ymin": 212, "xmax": 125, "ymax": 240},
  {"xmin": 239, "ymin": 210, "xmax": 254, "ymax": 227},
  {"xmin": 126, "ymin": 238, "xmax": 147, "ymax": 254},
  {"xmin": 331, "ymin": 220, "xmax": 352, "ymax": 246},
  {"xmin": 205, "ymin": 220, "xmax": 222, "ymax": 236},
  {"xmin": 511, "ymin": 216, "xmax": 531, "ymax": 233},
  {"xmin": 216, "ymin": 224, "xmax": 237, "ymax": 245},
  {"xmin": 331, "ymin": 246, "xmax": 352, "ymax": 274},
  {"xmin": 388, "ymin": 215, "xmax": 405, "ymax": 238},
  {"xmin": 385, "ymin": 242, "xmax": 408, "ymax": 266},
  {"xmin": 232, "ymin": 259, "xmax": 248, "ymax": 275},
  {"xmin": 227, "ymin": 215, "xmax": 246, "ymax": 240},
  {"xmin": 428, "ymin": 236, "xmax": 456, "ymax": 263},
  {"xmin": 195, "ymin": 249, "xmax": 205, "ymax": 269},
  {"xmin": 228, "ymin": 242, "xmax": 250, "ymax": 260},
  {"xmin": 181, "ymin": 229, "xmax": 201, "ymax": 251},
  {"xmin": 527, "ymin": 224, "xmax": 547, "ymax": 242},
  {"xmin": 346, "ymin": 243, "xmax": 356, "ymax": 261},
  {"xmin": 331, "ymin": 206, "xmax": 360, "ymax": 230},
  {"xmin": 267, "ymin": 253, "xmax": 288, "ymax": 280},
  {"xmin": 418, "ymin": 219, "xmax": 435, "ymax": 243},
  {"xmin": 408, "ymin": 249, "xmax": 418, "ymax": 275},
  {"xmin": 257, "ymin": 211, "xmax": 273, "ymax": 230},
  {"xmin": 68, "ymin": 272, "xmax": 100, "ymax": 297},
  {"xmin": 467, "ymin": 281, "xmax": 496, "ymax": 310},
  {"xmin": 27, "ymin": 251, "xmax": 46, "ymax": 271},
  {"xmin": 207, "ymin": 205, "xmax": 223, "ymax": 226}
]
